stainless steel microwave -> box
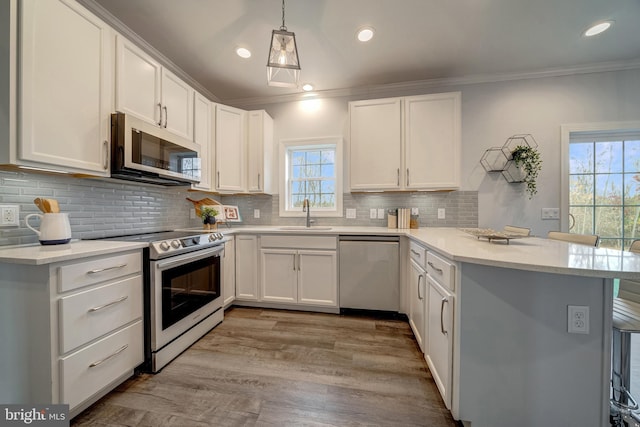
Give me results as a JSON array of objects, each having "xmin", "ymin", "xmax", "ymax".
[{"xmin": 110, "ymin": 112, "xmax": 201, "ymax": 186}]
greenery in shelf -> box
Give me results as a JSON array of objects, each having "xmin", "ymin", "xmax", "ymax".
[
  {"xmin": 511, "ymin": 145, "xmax": 542, "ymax": 198},
  {"xmin": 200, "ymin": 207, "xmax": 219, "ymax": 224}
]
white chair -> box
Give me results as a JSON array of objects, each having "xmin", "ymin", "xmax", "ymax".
[
  {"xmin": 547, "ymin": 231, "xmax": 599, "ymax": 247},
  {"xmin": 611, "ymin": 240, "xmax": 640, "ymax": 425},
  {"xmin": 503, "ymin": 225, "xmax": 531, "ymax": 236}
]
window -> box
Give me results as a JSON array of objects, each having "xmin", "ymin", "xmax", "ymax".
[
  {"xmin": 279, "ymin": 137, "xmax": 343, "ymax": 217},
  {"xmin": 563, "ymin": 125, "xmax": 640, "ymax": 250}
]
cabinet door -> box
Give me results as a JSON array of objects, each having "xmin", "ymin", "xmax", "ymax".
[
  {"xmin": 349, "ymin": 98, "xmax": 402, "ymax": 190},
  {"xmin": 247, "ymin": 110, "xmax": 274, "ymax": 194},
  {"xmin": 425, "ymin": 274, "xmax": 454, "ymax": 409},
  {"xmin": 298, "ymin": 250, "xmax": 337, "ymax": 307},
  {"xmin": 115, "ymin": 36, "xmax": 161, "ymax": 127},
  {"xmin": 223, "ymin": 238, "xmax": 236, "ymax": 307},
  {"xmin": 235, "ymin": 235, "xmax": 257, "ymax": 300},
  {"xmin": 192, "ymin": 92, "xmax": 212, "ymax": 191},
  {"xmin": 20, "ymin": 0, "xmax": 112, "ymax": 175},
  {"xmin": 404, "ymin": 92, "xmax": 461, "ymax": 189},
  {"xmin": 409, "ymin": 259, "xmax": 426, "ymax": 352},
  {"xmin": 161, "ymin": 68, "xmax": 194, "ymax": 140},
  {"xmin": 260, "ymin": 249, "xmax": 297, "ymax": 303},
  {"xmin": 215, "ymin": 104, "xmax": 245, "ymax": 192}
]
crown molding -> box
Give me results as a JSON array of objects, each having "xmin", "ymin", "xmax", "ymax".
[
  {"xmin": 77, "ymin": 0, "xmax": 221, "ymax": 104},
  {"xmin": 227, "ymin": 58, "xmax": 640, "ymax": 108}
]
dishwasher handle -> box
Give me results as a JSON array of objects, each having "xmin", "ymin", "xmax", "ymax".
[{"xmin": 339, "ymin": 235, "xmax": 400, "ymax": 242}]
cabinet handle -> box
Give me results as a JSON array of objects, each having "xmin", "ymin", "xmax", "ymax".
[
  {"xmin": 417, "ymin": 274, "xmax": 423, "ymax": 300},
  {"xmin": 297, "ymin": 254, "xmax": 301, "ymax": 271},
  {"xmin": 163, "ymin": 106, "xmax": 168, "ymax": 128},
  {"xmin": 440, "ymin": 297, "xmax": 449, "ymax": 335},
  {"xmin": 293, "ymin": 254, "xmax": 296, "ymax": 271},
  {"xmin": 87, "ymin": 263, "xmax": 128, "ymax": 274},
  {"xmin": 217, "ymin": 171, "xmax": 220, "ymax": 188},
  {"xmin": 407, "ymin": 168, "xmax": 410, "ymax": 186},
  {"xmin": 89, "ymin": 344, "xmax": 128, "ymax": 368},
  {"xmin": 258, "ymin": 173, "xmax": 261, "ymax": 190},
  {"xmin": 88, "ymin": 296, "xmax": 128, "ymax": 312},
  {"xmin": 397, "ymin": 168, "xmax": 400, "ymax": 186},
  {"xmin": 428, "ymin": 261, "xmax": 443, "ymax": 274},
  {"xmin": 410, "ymin": 249, "xmax": 420, "ymax": 256},
  {"xmin": 103, "ymin": 140, "xmax": 109, "ymax": 170},
  {"xmin": 157, "ymin": 103, "xmax": 163, "ymax": 126}
]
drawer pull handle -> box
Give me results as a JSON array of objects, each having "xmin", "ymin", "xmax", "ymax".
[
  {"xmin": 89, "ymin": 344, "xmax": 128, "ymax": 368},
  {"xmin": 440, "ymin": 297, "xmax": 449, "ymax": 335},
  {"xmin": 87, "ymin": 264, "xmax": 128, "ymax": 275},
  {"xmin": 410, "ymin": 249, "xmax": 421, "ymax": 256},
  {"xmin": 88, "ymin": 296, "xmax": 128, "ymax": 312},
  {"xmin": 428, "ymin": 261, "xmax": 443, "ymax": 274}
]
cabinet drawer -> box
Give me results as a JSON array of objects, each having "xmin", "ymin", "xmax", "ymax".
[
  {"xmin": 59, "ymin": 275, "xmax": 143, "ymax": 353},
  {"xmin": 261, "ymin": 235, "xmax": 337, "ymax": 250},
  {"xmin": 409, "ymin": 241, "xmax": 426, "ymax": 267},
  {"xmin": 58, "ymin": 251, "xmax": 142, "ymax": 292},
  {"xmin": 426, "ymin": 252, "xmax": 455, "ymax": 291},
  {"xmin": 60, "ymin": 320, "xmax": 143, "ymax": 410}
]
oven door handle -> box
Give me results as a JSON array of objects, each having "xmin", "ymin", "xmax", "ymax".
[{"xmin": 155, "ymin": 246, "xmax": 224, "ymax": 270}]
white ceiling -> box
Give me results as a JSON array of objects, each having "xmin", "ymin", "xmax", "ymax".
[{"xmin": 91, "ymin": 0, "xmax": 640, "ymax": 104}]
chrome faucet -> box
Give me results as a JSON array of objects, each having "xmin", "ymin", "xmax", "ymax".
[{"xmin": 302, "ymin": 198, "xmax": 312, "ymax": 227}]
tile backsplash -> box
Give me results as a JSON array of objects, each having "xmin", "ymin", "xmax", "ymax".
[{"xmin": 0, "ymin": 170, "xmax": 478, "ymax": 246}]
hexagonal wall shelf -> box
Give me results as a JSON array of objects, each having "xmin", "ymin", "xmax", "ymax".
[
  {"xmin": 480, "ymin": 147, "xmax": 509, "ymax": 172},
  {"xmin": 501, "ymin": 134, "xmax": 538, "ymax": 160}
]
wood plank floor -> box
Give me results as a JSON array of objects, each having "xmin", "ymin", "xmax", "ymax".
[{"xmin": 72, "ymin": 307, "xmax": 459, "ymax": 427}]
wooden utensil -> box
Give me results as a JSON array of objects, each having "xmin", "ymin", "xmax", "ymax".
[
  {"xmin": 34, "ymin": 198, "xmax": 47, "ymax": 213},
  {"xmin": 43, "ymin": 199, "xmax": 60, "ymax": 213}
]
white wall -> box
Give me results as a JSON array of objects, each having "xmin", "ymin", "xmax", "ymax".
[{"xmin": 254, "ymin": 68, "xmax": 640, "ymax": 236}]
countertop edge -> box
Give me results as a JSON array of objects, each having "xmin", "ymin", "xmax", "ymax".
[{"xmin": 0, "ymin": 241, "xmax": 148, "ymax": 265}]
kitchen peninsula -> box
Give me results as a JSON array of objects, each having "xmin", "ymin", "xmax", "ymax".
[{"xmin": 2, "ymin": 227, "xmax": 639, "ymax": 427}]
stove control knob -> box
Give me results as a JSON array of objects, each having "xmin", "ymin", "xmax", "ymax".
[
  {"xmin": 159, "ymin": 241, "xmax": 170, "ymax": 251},
  {"xmin": 192, "ymin": 237, "xmax": 200, "ymax": 245},
  {"xmin": 171, "ymin": 240, "xmax": 181, "ymax": 249},
  {"xmin": 216, "ymin": 233, "xmax": 224, "ymax": 240},
  {"xmin": 208, "ymin": 234, "xmax": 216, "ymax": 242}
]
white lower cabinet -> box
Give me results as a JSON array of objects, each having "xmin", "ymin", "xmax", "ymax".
[
  {"xmin": 223, "ymin": 237, "xmax": 236, "ymax": 307},
  {"xmin": 0, "ymin": 248, "xmax": 143, "ymax": 416},
  {"xmin": 425, "ymin": 275, "xmax": 454, "ymax": 409},
  {"xmin": 409, "ymin": 258, "xmax": 427, "ymax": 352},
  {"xmin": 235, "ymin": 235, "xmax": 258, "ymax": 300},
  {"xmin": 259, "ymin": 235, "xmax": 338, "ymax": 308}
]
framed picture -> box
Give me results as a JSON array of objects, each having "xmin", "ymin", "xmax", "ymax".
[{"xmin": 222, "ymin": 205, "xmax": 242, "ymax": 222}]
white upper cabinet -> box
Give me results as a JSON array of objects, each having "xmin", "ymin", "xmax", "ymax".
[
  {"xmin": 405, "ymin": 93, "xmax": 461, "ymax": 189},
  {"xmin": 192, "ymin": 92, "xmax": 212, "ymax": 191},
  {"xmin": 349, "ymin": 98, "xmax": 403, "ymax": 190},
  {"xmin": 116, "ymin": 36, "xmax": 194, "ymax": 140},
  {"xmin": 215, "ymin": 104, "xmax": 246, "ymax": 192},
  {"xmin": 349, "ymin": 92, "xmax": 461, "ymax": 191},
  {"xmin": 18, "ymin": 0, "xmax": 112, "ymax": 175},
  {"xmin": 247, "ymin": 110, "xmax": 274, "ymax": 194}
]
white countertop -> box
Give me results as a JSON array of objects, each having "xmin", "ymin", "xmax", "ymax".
[
  {"xmin": 1, "ymin": 226, "xmax": 639, "ymax": 278},
  {"xmin": 0, "ymin": 240, "xmax": 148, "ymax": 265},
  {"xmin": 210, "ymin": 225, "xmax": 640, "ymax": 279}
]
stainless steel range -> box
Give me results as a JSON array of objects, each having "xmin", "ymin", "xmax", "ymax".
[{"xmin": 91, "ymin": 230, "xmax": 226, "ymax": 372}]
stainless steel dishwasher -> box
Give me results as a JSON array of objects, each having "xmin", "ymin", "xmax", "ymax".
[{"xmin": 339, "ymin": 235, "xmax": 400, "ymax": 312}]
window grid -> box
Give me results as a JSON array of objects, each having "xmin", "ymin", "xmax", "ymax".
[
  {"xmin": 287, "ymin": 147, "xmax": 336, "ymax": 209},
  {"xmin": 569, "ymin": 139, "xmax": 640, "ymax": 250}
]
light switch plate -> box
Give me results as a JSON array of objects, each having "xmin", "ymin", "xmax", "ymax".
[
  {"xmin": 541, "ymin": 208, "xmax": 560, "ymax": 220},
  {"xmin": 377, "ymin": 208, "xmax": 385, "ymax": 219},
  {"xmin": 411, "ymin": 208, "xmax": 419, "ymax": 216},
  {"xmin": 346, "ymin": 208, "xmax": 356, "ymax": 219},
  {"xmin": 437, "ymin": 208, "xmax": 446, "ymax": 219},
  {"xmin": 370, "ymin": 208, "xmax": 377, "ymax": 219},
  {"xmin": 254, "ymin": 209, "xmax": 260, "ymax": 219}
]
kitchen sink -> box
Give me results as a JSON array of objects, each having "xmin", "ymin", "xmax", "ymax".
[{"xmin": 278, "ymin": 226, "xmax": 333, "ymax": 231}]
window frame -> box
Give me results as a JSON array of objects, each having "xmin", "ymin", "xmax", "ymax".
[
  {"xmin": 561, "ymin": 121, "xmax": 640, "ymax": 249},
  {"xmin": 278, "ymin": 136, "xmax": 343, "ymax": 218}
]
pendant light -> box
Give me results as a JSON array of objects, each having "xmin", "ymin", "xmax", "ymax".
[{"xmin": 267, "ymin": 0, "xmax": 300, "ymax": 87}]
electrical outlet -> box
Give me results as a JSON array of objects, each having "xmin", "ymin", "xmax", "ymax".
[
  {"xmin": 370, "ymin": 208, "xmax": 377, "ymax": 219},
  {"xmin": 437, "ymin": 208, "xmax": 446, "ymax": 219},
  {"xmin": 568, "ymin": 305, "xmax": 589, "ymax": 334},
  {"xmin": 0, "ymin": 205, "xmax": 19, "ymax": 227},
  {"xmin": 346, "ymin": 208, "xmax": 356, "ymax": 219},
  {"xmin": 254, "ymin": 209, "xmax": 260, "ymax": 219},
  {"xmin": 541, "ymin": 208, "xmax": 560, "ymax": 220},
  {"xmin": 377, "ymin": 208, "xmax": 385, "ymax": 219},
  {"xmin": 190, "ymin": 209, "xmax": 196, "ymax": 220}
]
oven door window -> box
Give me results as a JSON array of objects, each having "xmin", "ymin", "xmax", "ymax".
[{"xmin": 161, "ymin": 255, "xmax": 220, "ymax": 330}]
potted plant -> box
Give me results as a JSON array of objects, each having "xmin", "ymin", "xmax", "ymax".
[
  {"xmin": 511, "ymin": 145, "xmax": 542, "ymax": 198},
  {"xmin": 200, "ymin": 206, "xmax": 219, "ymax": 230}
]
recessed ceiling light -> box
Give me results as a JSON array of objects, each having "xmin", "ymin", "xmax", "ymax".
[
  {"xmin": 302, "ymin": 83, "xmax": 314, "ymax": 91},
  {"xmin": 236, "ymin": 47, "xmax": 251, "ymax": 58},
  {"xmin": 357, "ymin": 27, "xmax": 375, "ymax": 42},
  {"xmin": 583, "ymin": 21, "xmax": 613, "ymax": 37}
]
